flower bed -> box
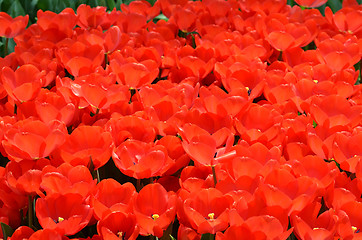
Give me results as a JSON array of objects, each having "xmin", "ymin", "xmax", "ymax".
[{"xmin": 0, "ymin": 0, "xmax": 361, "ymax": 239}]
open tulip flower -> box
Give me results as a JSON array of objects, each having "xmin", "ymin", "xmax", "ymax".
[
  {"xmin": 2, "ymin": 118, "xmax": 67, "ymax": 162},
  {"xmin": 112, "ymin": 139, "xmax": 172, "ymax": 179},
  {"xmin": 180, "ymin": 187, "xmax": 233, "ymax": 234},
  {"xmin": 0, "ymin": 0, "xmax": 361, "ymax": 239},
  {"xmin": 91, "ymin": 178, "xmax": 136, "ymax": 220},
  {"xmin": 40, "ymin": 163, "xmax": 97, "ymax": 199},
  {"xmin": 0, "ymin": 12, "xmax": 28, "ymax": 38},
  {"xmin": 1, "ymin": 64, "xmax": 45, "ymax": 103},
  {"xmin": 97, "ymin": 211, "xmax": 139, "ymax": 240},
  {"xmin": 36, "ymin": 193, "xmax": 93, "ymax": 236},
  {"xmin": 54, "ymin": 125, "xmax": 113, "ymax": 170},
  {"xmin": 132, "ymin": 183, "xmax": 177, "ymax": 238}
]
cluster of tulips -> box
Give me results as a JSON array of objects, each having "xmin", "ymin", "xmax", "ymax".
[{"xmin": 0, "ymin": 0, "xmax": 361, "ymax": 239}]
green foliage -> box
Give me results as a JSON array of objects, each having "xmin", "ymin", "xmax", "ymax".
[
  {"xmin": 0, "ymin": 0, "xmax": 124, "ymax": 24},
  {"xmin": 201, "ymin": 233, "xmax": 215, "ymax": 240},
  {"xmin": 1, "ymin": 222, "xmax": 14, "ymax": 240},
  {"xmin": 1, "ymin": 0, "xmax": 361, "ymax": 23}
]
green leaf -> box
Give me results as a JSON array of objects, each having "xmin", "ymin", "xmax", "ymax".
[
  {"xmin": 122, "ymin": 0, "xmax": 134, "ymax": 5},
  {"xmin": 147, "ymin": 0, "xmax": 157, "ymax": 6},
  {"xmin": 153, "ymin": 13, "xmax": 168, "ymax": 23},
  {"xmin": 313, "ymin": 120, "xmax": 317, "ymax": 128},
  {"xmin": 287, "ymin": 0, "xmax": 296, "ymax": 6},
  {"xmin": 36, "ymin": 0, "xmax": 49, "ymax": 11},
  {"xmin": 169, "ymin": 235, "xmax": 177, "ymax": 240},
  {"xmin": 0, "ymin": 0, "xmax": 5, "ymax": 10},
  {"xmin": 115, "ymin": 0, "xmax": 123, "ymax": 9},
  {"xmin": 1, "ymin": 222, "xmax": 14, "ymax": 240},
  {"xmin": 0, "ymin": 0, "xmax": 11, "ymax": 12},
  {"xmin": 106, "ymin": 0, "xmax": 116, "ymax": 10},
  {"xmin": 201, "ymin": 233, "xmax": 215, "ymax": 240},
  {"xmin": 8, "ymin": 0, "xmax": 25, "ymax": 17},
  {"xmin": 326, "ymin": 0, "xmax": 342, "ymax": 13}
]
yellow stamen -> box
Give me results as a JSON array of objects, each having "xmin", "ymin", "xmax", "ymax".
[
  {"xmin": 117, "ymin": 232, "xmax": 123, "ymax": 238},
  {"xmin": 245, "ymin": 87, "xmax": 250, "ymax": 91},
  {"xmin": 208, "ymin": 213, "xmax": 215, "ymax": 220},
  {"xmin": 352, "ymin": 226, "xmax": 358, "ymax": 233},
  {"xmin": 58, "ymin": 217, "xmax": 64, "ymax": 222},
  {"xmin": 152, "ymin": 214, "xmax": 159, "ymax": 220},
  {"xmin": 313, "ymin": 227, "xmax": 321, "ymax": 230},
  {"xmin": 313, "ymin": 80, "xmax": 318, "ymax": 84}
]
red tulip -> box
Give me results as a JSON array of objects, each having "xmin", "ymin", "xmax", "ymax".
[
  {"xmin": 0, "ymin": 12, "xmax": 28, "ymax": 38},
  {"xmin": 91, "ymin": 179, "xmax": 136, "ymax": 220},
  {"xmin": 55, "ymin": 125, "xmax": 113, "ymax": 170},
  {"xmin": 177, "ymin": 224, "xmax": 200, "ymax": 240},
  {"xmin": 36, "ymin": 193, "xmax": 93, "ymax": 236},
  {"xmin": 179, "ymin": 165, "xmax": 214, "ymax": 194},
  {"xmin": 2, "ymin": 118, "xmax": 67, "ymax": 162},
  {"xmin": 41, "ymin": 163, "xmax": 96, "ymax": 199},
  {"xmin": 181, "ymin": 188, "xmax": 233, "ymax": 234},
  {"xmin": 5, "ymin": 158, "xmax": 49, "ymax": 196},
  {"xmin": 178, "ymin": 123, "xmax": 235, "ymax": 167},
  {"xmin": 217, "ymin": 215, "xmax": 292, "ymax": 240},
  {"xmin": 70, "ymin": 72, "xmax": 129, "ymax": 113},
  {"xmin": 264, "ymin": 168, "xmax": 319, "ymax": 215},
  {"xmin": 28, "ymin": 229, "xmax": 67, "ymax": 240},
  {"xmin": 113, "ymin": 139, "xmax": 172, "ymax": 179},
  {"xmin": 196, "ymin": 85, "xmax": 248, "ymax": 117},
  {"xmin": 114, "ymin": 10, "xmax": 147, "ymax": 33},
  {"xmin": 133, "ymin": 183, "xmax": 177, "ymax": 238},
  {"xmin": 76, "ymin": 4, "xmax": 118, "ymax": 30},
  {"xmin": 179, "ymin": 123, "xmax": 217, "ymax": 166},
  {"xmin": 290, "ymin": 155, "xmax": 339, "ymax": 191},
  {"xmin": 35, "ymin": 88, "xmax": 76, "ymax": 127},
  {"xmin": 97, "ymin": 211, "xmax": 139, "ymax": 240},
  {"xmin": 120, "ymin": 0, "xmax": 160, "ymax": 20},
  {"xmin": 8, "ymin": 226, "xmax": 34, "ymax": 240},
  {"xmin": 333, "ymin": 132, "xmax": 362, "ymax": 173},
  {"xmin": 295, "ymin": 0, "xmax": 328, "ymax": 8},
  {"xmin": 37, "ymin": 8, "xmax": 77, "ymax": 39},
  {"xmin": 110, "ymin": 57, "xmax": 159, "ymax": 88},
  {"xmin": 291, "ymin": 201, "xmax": 338, "ymax": 240},
  {"xmin": 105, "ymin": 114, "xmax": 156, "ymax": 147},
  {"xmin": 325, "ymin": 6, "xmax": 362, "ymax": 36},
  {"xmin": 156, "ymin": 135, "xmax": 190, "ymax": 176},
  {"xmin": 261, "ymin": 14, "xmax": 317, "ymax": 51},
  {"xmin": 1, "ymin": 64, "xmax": 44, "ymax": 103},
  {"xmin": 234, "ymin": 103, "xmax": 283, "ymax": 147},
  {"xmin": 315, "ymin": 34, "xmax": 360, "ymax": 71},
  {"xmin": 56, "ymin": 40, "xmax": 104, "ymax": 77}
]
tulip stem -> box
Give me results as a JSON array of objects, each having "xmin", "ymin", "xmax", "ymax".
[
  {"xmin": 96, "ymin": 169, "xmax": 101, "ymax": 183},
  {"xmin": 211, "ymin": 165, "xmax": 217, "ymax": 187},
  {"xmin": 4, "ymin": 38, "xmax": 8, "ymax": 56},
  {"xmin": 28, "ymin": 195, "xmax": 33, "ymax": 229},
  {"xmin": 104, "ymin": 53, "xmax": 108, "ymax": 66},
  {"xmin": 136, "ymin": 178, "xmax": 141, "ymax": 192}
]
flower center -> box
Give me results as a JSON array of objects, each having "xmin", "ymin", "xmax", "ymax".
[
  {"xmin": 208, "ymin": 213, "xmax": 215, "ymax": 220},
  {"xmin": 152, "ymin": 214, "xmax": 160, "ymax": 220},
  {"xmin": 58, "ymin": 217, "xmax": 64, "ymax": 223},
  {"xmin": 117, "ymin": 232, "xmax": 123, "ymax": 239}
]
